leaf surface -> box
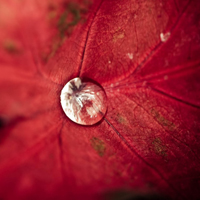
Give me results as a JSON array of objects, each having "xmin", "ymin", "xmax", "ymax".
[{"xmin": 0, "ymin": 0, "xmax": 200, "ymax": 200}]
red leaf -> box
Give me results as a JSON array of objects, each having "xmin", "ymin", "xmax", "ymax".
[{"xmin": 0, "ymin": 0, "xmax": 200, "ymax": 200}]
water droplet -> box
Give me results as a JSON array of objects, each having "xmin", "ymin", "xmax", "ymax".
[
  {"xmin": 160, "ymin": 32, "xmax": 171, "ymax": 42},
  {"xmin": 127, "ymin": 53, "xmax": 133, "ymax": 60},
  {"xmin": 60, "ymin": 77, "xmax": 107, "ymax": 125}
]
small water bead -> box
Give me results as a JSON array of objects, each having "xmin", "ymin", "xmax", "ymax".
[
  {"xmin": 60, "ymin": 77, "xmax": 107, "ymax": 125},
  {"xmin": 160, "ymin": 32, "xmax": 171, "ymax": 42}
]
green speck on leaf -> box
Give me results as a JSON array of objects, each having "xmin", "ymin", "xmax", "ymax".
[
  {"xmin": 151, "ymin": 109, "xmax": 176, "ymax": 131},
  {"xmin": 90, "ymin": 137, "xmax": 106, "ymax": 157},
  {"xmin": 152, "ymin": 138, "xmax": 167, "ymax": 157},
  {"xmin": 57, "ymin": 3, "xmax": 81, "ymax": 39},
  {"xmin": 116, "ymin": 113, "xmax": 127, "ymax": 124},
  {"xmin": 45, "ymin": 3, "xmax": 81, "ymax": 61},
  {"xmin": 3, "ymin": 40, "xmax": 19, "ymax": 54},
  {"xmin": 44, "ymin": 1, "xmax": 91, "ymax": 61},
  {"xmin": 113, "ymin": 30, "xmax": 125, "ymax": 42},
  {"xmin": 48, "ymin": 11, "xmax": 57, "ymax": 20}
]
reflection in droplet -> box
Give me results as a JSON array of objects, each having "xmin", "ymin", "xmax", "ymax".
[{"xmin": 60, "ymin": 77, "xmax": 107, "ymax": 125}]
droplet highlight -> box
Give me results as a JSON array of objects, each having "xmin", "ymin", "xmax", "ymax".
[{"xmin": 60, "ymin": 77, "xmax": 107, "ymax": 125}]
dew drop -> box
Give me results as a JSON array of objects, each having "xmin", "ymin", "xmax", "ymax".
[
  {"xmin": 127, "ymin": 53, "xmax": 133, "ymax": 60},
  {"xmin": 160, "ymin": 32, "xmax": 171, "ymax": 42},
  {"xmin": 60, "ymin": 77, "xmax": 107, "ymax": 125}
]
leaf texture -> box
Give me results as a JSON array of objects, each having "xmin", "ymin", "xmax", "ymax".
[{"xmin": 0, "ymin": 0, "xmax": 200, "ymax": 200}]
